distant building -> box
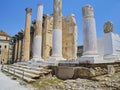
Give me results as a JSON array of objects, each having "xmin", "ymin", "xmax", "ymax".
[
  {"xmin": 0, "ymin": 30, "xmax": 13, "ymax": 63},
  {"xmin": 77, "ymin": 45, "xmax": 83, "ymax": 58}
]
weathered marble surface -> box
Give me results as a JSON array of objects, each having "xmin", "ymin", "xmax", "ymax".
[
  {"xmin": 104, "ymin": 32, "xmax": 120, "ymax": 61},
  {"xmin": 82, "ymin": 5, "xmax": 98, "ymax": 56},
  {"xmin": 82, "ymin": 18, "xmax": 98, "ymax": 55},
  {"xmin": 32, "ymin": 4, "xmax": 43, "ymax": 60},
  {"xmin": 53, "ymin": 0, "xmax": 62, "ymax": 30},
  {"xmin": 49, "ymin": 0, "xmax": 64, "ymax": 60},
  {"xmin": 52, "ymin": 29, "xmax": 62, "ymax": 57},
  {"xmin": 36, "ymin": 4, "xmax": 43, "ymax": 21},
  {"xmin": 33, "ymin": 36, "xmax": 42, "ymax": 60},
  {"xmin": 79, "ymin": 5, "xmax": 103, "ymax": 63}
]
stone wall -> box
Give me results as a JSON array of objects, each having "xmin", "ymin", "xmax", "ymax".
[
  {"xmin": 0, "ymin": 40, "xmax": 10, "ymax": 63},
  {"xmin": 41, "ymin": 14, "xmax": 77, "ymax": 60},
  {"xmin": 97, "ymin": 32, "xmax": 120, "ymax": 62},
  {"xmin": 42, "ymin": 15, "xmax": 53, "ymax": 60},
  {"xmin": 54, "ymin": 63, "xmax": 120, "ymax": 79},
  {"xmin": 62, "ymin": 14, "xmax": 77, "ymax": 60},
  {"xmin": 13, "ymin": 14, "xmax": 78, "ymax": 61},
  {"xmin": 30, "ymin": 26, "xmax": 35, "ymax": 59}
]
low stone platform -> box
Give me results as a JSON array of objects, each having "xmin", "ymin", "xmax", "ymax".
[
  {"xmin": 2, "ymin": 63, "xmax": 52, "ymax": 83},
  {"xmin": 51, "ymin": 62, "xmax": 120, "ymax": 79},
  {"xmin": 3, "ymin": 60, "xmax": 120, "ymax": 81}
]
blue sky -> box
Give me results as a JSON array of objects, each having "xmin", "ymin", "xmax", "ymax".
[{"xmin": 0, "ymin": 0, "xmax": 120, "ymax": 45}]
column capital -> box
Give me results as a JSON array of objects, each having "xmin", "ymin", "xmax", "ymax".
[
  {"xmin": 25, "ymin": 8, "xmax": 32, "ymax": 13},
  {"xmin": 37, "ymin": 3, "xmax": 43, "ymax": 6},
  {"xmin": 82, "ymin": 4, "xmax": 94, "ymax": 18},
  {"xmin": 14, "ymin": 35, "xmax": 19, "ymax": 42},
  {"xmin": 18, "ymin": 32, "xmax": 24, "ymax": 39}
]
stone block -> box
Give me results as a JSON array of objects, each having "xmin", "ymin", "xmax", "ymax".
[
  {"xmin": 107, "ymin": 65, "xmax": 115, "ymax": 76},
  {"xmin": 78, "ymin": 56, "xmax": 106, "ymax": 64},
  {"xmin": 74, "ymin": 67, "xmax": 95, "ymax": 78},
  {"xmin": 56, "ymin": 66, "xmax": 75, "ymax": 79}
]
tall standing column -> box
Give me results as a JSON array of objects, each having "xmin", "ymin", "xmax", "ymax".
[
  {"xmin": 23, "ymin": 8, "xmax": 32, "ymax": 61},
  {"xmin": 79, "ymin": 5, "xmax": 103, "ymax": 63},
  {"xmin": 14, "ymin": 36, "xmax": 18, "ymax": 62},
  {"xmin": 82, "ymin": 5, "xmax": 98, "ymax": 56},
  {"xmin": 32, "ymin": 4, "xmax": 43, "ymax": 60},
  {"xmin": 17, "ymin": 37, "xmax": 21, "ymax": 61},
  {"xmin": 49, "ymin": 0, "xmax": 65, "ymax": 60},
  {"xmin": 21, "ymin": 35, "xmax": 24, "ymax": 61},
  {"xmin": 18, "ymin": 32, "xmax": 22, "ymax": 61}
]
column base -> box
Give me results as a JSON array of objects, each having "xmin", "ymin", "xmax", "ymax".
[
  {"xmin": 21, "ymin": 58, "xmax": 45, "ymax": 67},
  {"xmin": 78, "ymin": 55, "xmax": 106, "ymax": 64},
  {"xmin": 46, "ymin": 56, "xmax": 66, "ymax": 66},
  {"xmin": 32, "ymin": 57, "xmax": 44, "ymax": 61},
  {"xmin": 104, "ymin": 55, "xmax": 120, "ymax": 63}
]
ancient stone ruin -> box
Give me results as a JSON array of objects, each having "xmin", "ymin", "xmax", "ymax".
[
  {"xmin": 12, "ymin": 1, "xmax": 77, "ymax": 62},
  {"xmin": 1, "ymin": 0, "xmax": 120, "ymax": 84}
]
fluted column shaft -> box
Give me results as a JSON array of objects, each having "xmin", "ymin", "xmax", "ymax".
[
  {"xmin": 82, "ymin": 5, "xmax": 98, "ymax": 56},
  {"xmin": 23, "ymin": 8, "xmax": 32, "ymax": 60}
]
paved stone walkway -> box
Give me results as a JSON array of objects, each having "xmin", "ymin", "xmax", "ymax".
[{"xmin": 0, "ymin": 66, "xmax": 32, "ymax": 90}]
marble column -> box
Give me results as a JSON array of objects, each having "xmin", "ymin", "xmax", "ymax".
[
  {"xmin": 32, "ymin": 4, "xmax": 43, "ymax": 60},
  {"xmin": 82, "ymin": 5, "xmax": 98, "ymax": 56},
  {"xmin": 23, "ymin": 8, "xmax": 32, "ymax": 60},
  {"xmin": 49, "ymin": 0, "xmax": 65, "ymax": 60},
  {"xmin": 79, "ymin": 5, "xmax": 104, "ymax": 63}
]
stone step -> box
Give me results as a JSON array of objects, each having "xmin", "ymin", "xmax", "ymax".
[
  {"xmin": 13, "ymin": 64, "xmax": 43, "ymax": 71},
  {"xmin": 12, "ymin": 64, "xmax": 52, "ymax": 74},
  {"xmin": 9, "ymin": 66, "xmax": 43, "ymax": 75},
  {"xmin": 41, "ymin": 69, "xmax": 52, "ymax": 74},
  {"xmin": 4, "ymin": 66, "xmax": 40, "ymax": 79},
  {"xmin": 3, "ymin": 68, "xmax": 36, "ymax": 83}
]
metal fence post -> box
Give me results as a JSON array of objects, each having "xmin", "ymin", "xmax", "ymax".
[
  {"xmin": 14, "ymin": 69, "xmax": 15, "ymax": 75},
  {"xmin": 22, "ymin": 70, "xmax": 24, "ymax": 80}
]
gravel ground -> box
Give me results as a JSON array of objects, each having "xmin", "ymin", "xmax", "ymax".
[{"xmin": 0, "ymin": 66, "xmax": 33, "ymax": 90}]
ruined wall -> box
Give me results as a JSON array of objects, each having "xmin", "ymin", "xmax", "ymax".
[
  {"xmin": 13, "ymin": 14, "xmax": 78, "ymax": 61},
  {"xmin": 62, "ymin": 14, "xmax": 78, "ymax": 60},
  {"xmin": 42, "ymin": 15, "xmax": 53, "ymax": 60},
  {"xmin": 41, "ymin": 14, "xmax": 77, "ymax": 60},
  {"xmin": 30, "ymin": 27, "xmax": 35, "ymax": 59}
]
